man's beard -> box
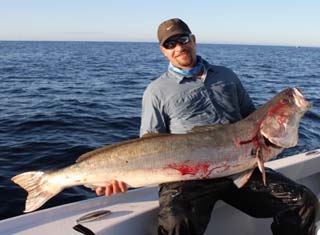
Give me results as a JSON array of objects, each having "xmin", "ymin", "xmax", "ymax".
[{"xmin": 175, "ymin": 50, "xmax": 195, "ymax": 68}]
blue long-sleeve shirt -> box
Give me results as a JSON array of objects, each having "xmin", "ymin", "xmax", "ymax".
[{"xmin": 140, "ymin": 58, "xmax": 255, "ymax": 137}]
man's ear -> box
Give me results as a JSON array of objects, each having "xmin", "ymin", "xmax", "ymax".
[
  {"xmin": 191, "ymin": 34, "xmax": 196, "ymax": 43},
  {"xmin": 160, "ymin": 45, "xmax": 165, "ymax": 54},
  {"xmin": 160, "ymin": 46, "xmax": 168, "ymax": 58}
]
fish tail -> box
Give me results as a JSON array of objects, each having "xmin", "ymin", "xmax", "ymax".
[{"xmin": 11, "ymin": 171, "xmax": 62, "ymax": 213}]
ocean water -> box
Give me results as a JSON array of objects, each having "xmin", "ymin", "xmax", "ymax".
[{"xmin": 0, "ymin": 41, "xmax": 319, "ymax": 220}]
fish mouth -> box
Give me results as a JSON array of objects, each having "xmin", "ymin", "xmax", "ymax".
[{"xmin": 293, "ymin": 87, "xmax": 311, "ymax": 110}]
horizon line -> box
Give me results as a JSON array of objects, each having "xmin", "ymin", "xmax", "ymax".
[{"xmin": 0, "ymin": 39, "xmax": 318, "ymax": 49}]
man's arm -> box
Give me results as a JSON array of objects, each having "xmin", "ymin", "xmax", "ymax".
[
  {"xmin": 236, "ymin": 80, "xmax": 256, "ymax": 118},
  {"xmin": 140, "ymin": 85, "xmax": 168, "ymax": 137}
]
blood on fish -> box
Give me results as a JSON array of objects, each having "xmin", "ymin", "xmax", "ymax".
[
  {"xmin": 238, "ymin": 135, "xmax": 260, "ymax": 148},
  {"xmin": 164, "ymin": 161, "xmax": 231, "ymax": 178},
  {"xmin": 236, "ymin": 100, "xmax": 288, "ymax": 150},
  {"xmin": 278, "ymin": 115, "xmax": 286, "ymax": 125},
  {"xmin": 164, "ymin": 161, "xmax": 212, "ymax": 178},
  {"xmin": 265, "ymin": 101, "xmax": 289, "ymax": 126},
  {"xmin": 267, "ymin": 101, "xmax": 286, "ymax": 116}
]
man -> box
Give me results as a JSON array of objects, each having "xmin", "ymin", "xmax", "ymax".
[{"xmin": 97, "ymin": 18, "xmax": 318, "ymax": 235}]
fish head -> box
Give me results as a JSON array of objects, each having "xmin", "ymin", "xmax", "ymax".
[{"xmin": 260, "ymin": 87, "xmax": 310, "ymax": 148}]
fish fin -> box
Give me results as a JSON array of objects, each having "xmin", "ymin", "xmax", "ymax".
[
  {"xmin": 12, "ymin": 171, "xmax": 62, "ymax": 213},
  {"xmin": 256, "ymin": 150, "xmax": 267, "ymax": 186},
  {"xmin": 232, "ymin": 169, "xmax": 255, "ymax": 188}
]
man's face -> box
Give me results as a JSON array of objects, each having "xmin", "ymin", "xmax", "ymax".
[{"xmin": 160, "ymin": 34, "xmax": 197, "ymax": 70}]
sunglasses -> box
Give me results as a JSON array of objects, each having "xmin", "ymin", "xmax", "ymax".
[{"xmin": 163, "ymin": 35, "xmax": 192, "ymax": 49}]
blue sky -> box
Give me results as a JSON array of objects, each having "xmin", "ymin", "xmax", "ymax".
[{"xmin": 1, "ymin": 0, "xmax": 319, "ymax": 47}]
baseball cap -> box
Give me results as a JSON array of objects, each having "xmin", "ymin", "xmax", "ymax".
[{"xmin": 157, "ymin": 18, "xmax": 192, "ymax": 46}]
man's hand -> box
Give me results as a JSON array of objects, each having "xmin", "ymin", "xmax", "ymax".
[{"xmin": 95, "ymin": 180, "xmax": 128, "ymax": 197}]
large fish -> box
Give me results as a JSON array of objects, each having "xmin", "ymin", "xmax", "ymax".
[{"xmin": 12, "ymin": 87, "xmax": 310, "ymax": 213}]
